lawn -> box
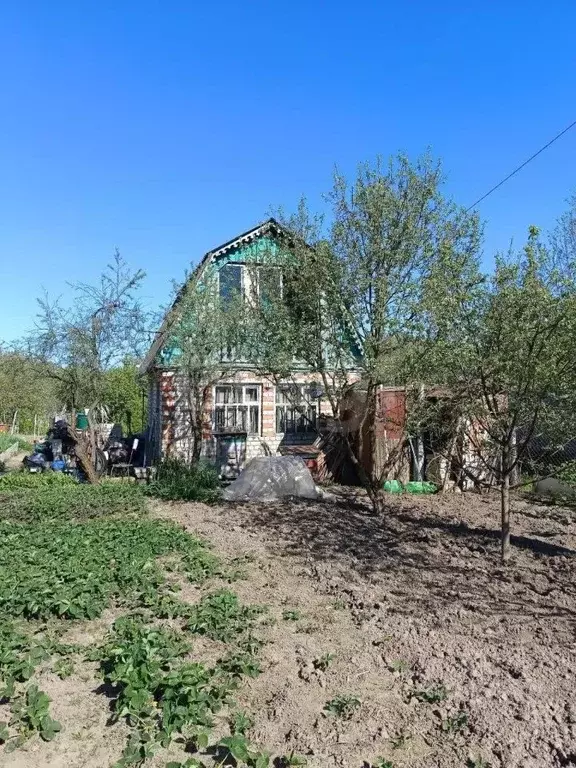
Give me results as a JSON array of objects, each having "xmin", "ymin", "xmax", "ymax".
[{"xmin": 1, "ymin": 475, "xmax": 576, "ymax": 768}]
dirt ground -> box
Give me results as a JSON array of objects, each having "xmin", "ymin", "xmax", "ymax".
[{"xmin": 5, "ymin": 489, "xmax": 576, "ymax": 768}]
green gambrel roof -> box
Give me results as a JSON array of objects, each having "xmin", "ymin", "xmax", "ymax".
[{"xmin": 139, "ymin": 218, "xmax": 289, "ymax": 374}]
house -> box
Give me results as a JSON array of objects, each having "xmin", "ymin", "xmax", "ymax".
[
  {"xmin": 140, "ymin": 219, "xmax": 492, "ymax": 489},
  {"xmin": 140, "ymin": 219, "xmax": 332, "ymax": 476}
]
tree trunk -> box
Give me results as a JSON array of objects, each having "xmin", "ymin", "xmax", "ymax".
[{"xmin": 501, "ymin": 468, "xmax": 511, "ymax": 562}]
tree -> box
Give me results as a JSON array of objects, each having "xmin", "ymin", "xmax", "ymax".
[
  {"xmin": 0, "ymin": 347, "xmax": 59, "ymax": 433},
  {"xmin": 246, "ymin": 154, "xmax": 482, "ymax": 512},
  {"xmin": 102, "ymin": 359, "xmax": 147, "ymax": 434},
  {"xmin": 26, "ymin": 252, "xmax": 149, "ymax": 414},
  {"xmin": 437, "ymin": 226, "xmax": 576, "ymax": 560},
  {"xmin": 162, "ymin": 269, "xmax": 243, "ymax": 462}
]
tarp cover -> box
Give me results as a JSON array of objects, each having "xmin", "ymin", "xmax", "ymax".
[{"xmin": 222, "ymin": 456, "xmax": 319, "ymax": 502}]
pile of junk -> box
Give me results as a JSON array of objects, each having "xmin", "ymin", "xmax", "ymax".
[{"xmin": 23, "ymin": 413, "xmax": 146, "ymax": 479}]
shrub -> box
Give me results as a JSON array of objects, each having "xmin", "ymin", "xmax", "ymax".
[{"xmin": 145, "ymin": 459, "xmax": 220, "ymax": 503}]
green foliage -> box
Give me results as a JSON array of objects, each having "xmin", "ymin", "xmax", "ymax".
[
  {"xmin": 281, "ymin": 609, "xmax": 301, "ymax": 622},
  {"xmin": 95, "ymin": 602, "xmax": 264, "ymax": 765},
  {"xmin": 53, "ymin": 658, "xmax": 75, "ymax": 679},
  {"xmin": 102, "ymin": 359, "xmax": 147, "ymax": 434},
  {"xmin": 388, "ymin": 659, "xmax": 410, "ymax": 674},
  {"xmin": 218, "ymin": 734, "xmax": 270, "ymax": 767},
  {"xmin": 229, "ymin": 710, "xmax": 255, "ymax": 735},
  {"xmin": 185, "ymin": 589, "xmax": 263, "ymax": 642},
  {"xmin": 145, "ymin": 458, "xmax": 221, "ymax": 503},
  {"xmin": 0, "ymin": 475, "xmax": 147, "ymax": 522},
  {"xmin": 0, "ymin": 624, "xmax": 49, "ymax": 700},
  {"xmin": 5, "ymin": 684, "xmax": 61, "ymax": 748},
  {"xmin": 0, "ymin": 518, "xmax": 220, "ymax": 620},
  {"xmin": 277, "ymin": 753, "xmax": 308, "ymax": 766},
  {"xmin": 323, "ymin": 694, "xmax": 361, "ymax": 719},
  {"xmin": 0, "ymin": 434, "xmax": 33, "ymax": 454},
  {"xmin": 313, "ymin": 653, "xmax": 335, "ymax": 671},
  {"xmin": 413, "ymin": 682, "xmax": 448, "ymax": 704},
  {"xmin": 441, "ymin": 710, "xmax": 468, "ymax": 733},
  {"xmin": 367, "ymin": 760, "xmax": 394, "ymax": 768},
  {"xmin": 27, "ymin": 251, "xmax": 149, "ymax": 413},
  {"xmin": 467, "ymin": 758, "xmax": 492, "ymax": 768},
  {"xmin": 0, "ymin": 350, "xmax": 58, "ymax": 434}
]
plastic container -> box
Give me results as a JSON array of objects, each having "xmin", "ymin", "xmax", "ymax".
[{"xmin": 404, "ymin": 481, "xmax": 437, "ymax": 494}]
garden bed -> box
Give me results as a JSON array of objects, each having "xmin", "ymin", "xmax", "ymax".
[{"xmin": 1, "ymin": 480, "xmax": 576, "ymax": 767}]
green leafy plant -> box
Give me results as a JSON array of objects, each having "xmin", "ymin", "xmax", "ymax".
[
  {"xmin": 442, "ymin": 710, "xmax": 468, "ymax": 733},
  {"xmin": 185, "ymin": 590, "xmax": 263, "ymax": 642},
  {"xmin": 467, "ymin": 757, "xmax": 492, "ymax": 768},
  {"xmin": 53, "ymin": 658, "xmax": 75, "ymax": 679},
  {"xmin": 9, "ymin": 684, "xmax": 61, "ymax": 744},
  {"xmin": 281, "ymin": 609, "xmax": 301, "ymax": 622},
  {"xmin": 229, "ymin": 709, "xmax": 254, "ymax": 735},
  {"xmin": 218, "ymin": 734, "xmax": 270, "ymax": 767},
  {"xmin": 0, "ymin": 518, "xmax": 219, "ymax": 620},
  {"xmin": 390, "ymin": 730, "xmax": 412, "ymax": 750},
  {"xmin": 95, "ymin": 613, "xmax": 262, "ymax": 763},
  {"xmin": 0, "ymin": 474, "xmax": 146, "ymax": 522},
  {"xmin": 277, "ymin": 752, "xmax": 308, "ymax": 766},
  {"xmin": 323, "ymin": 695, "xmax": 361, "ymax": 719},
  {"xmin": 313, "ymin": 652, "xmax": 335, "ymax": 671},
  {"xmin": 413, "ymin": 682, "xmax": 448, "ymax": 703},
  {"xmin": 144, "ymin": 458, "xmax": 221, "ymax": 503},
  {"xmin": 388, "ymin": 659, "xmax": 410, "ymax": 674},
  {"xmin": 0, "ymin": 624, "xmax": 49, "ymax": 700}
]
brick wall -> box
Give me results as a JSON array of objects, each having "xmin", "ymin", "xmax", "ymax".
[{"xmin": 148, "ymin": 368, "xmax": 328, "ymax": 471}]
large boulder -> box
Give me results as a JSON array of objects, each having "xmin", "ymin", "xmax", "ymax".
[{"xmin": 222, "ymin": 455, "xmax": 319, "ymax": 502}]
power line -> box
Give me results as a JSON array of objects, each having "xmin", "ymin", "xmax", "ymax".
[{"xmin": 466, "ymin": 118, "xmax": 576, "ymax": 212}]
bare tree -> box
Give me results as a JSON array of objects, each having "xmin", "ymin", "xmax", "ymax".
[{"xmin": 26, "ymin": 251, "xmax": 149, "ymax": 414}]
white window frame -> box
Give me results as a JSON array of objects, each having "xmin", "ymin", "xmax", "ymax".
[
  {"xmin": 275, "ymin": 384, "xmax": 318, "ymax": 435},
  {"xmin": 213, "ymin": 383, "xmax": 261, "ymax": 435}
]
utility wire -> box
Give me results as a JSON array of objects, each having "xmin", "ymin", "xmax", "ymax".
[{"xmin": 466, "ymin": 118, "xmax": 576, "ymax": 211}]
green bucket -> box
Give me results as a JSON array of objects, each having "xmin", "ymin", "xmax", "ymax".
[
  {"xmin": 75, "ymin": 412, "xmax": 89, "ymax": 430},
  {"xmin": 404, "ymin": 481, "xmax": 437, "ymax": 494}
]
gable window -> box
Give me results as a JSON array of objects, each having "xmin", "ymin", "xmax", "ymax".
[
  {"xmin": 257, "ymin": 266, "xmax": 282, "ymax": 307},
  {"xmin": 214, "ymin": 384, "xmax": 260, "ymax": 434},
  {"xmin": 219, "ymin": 264, "xmax": 243, "ymax": 302},
  {"xmin": 276, "ymin": 385, "xmax": 317, "ymax": 434}
]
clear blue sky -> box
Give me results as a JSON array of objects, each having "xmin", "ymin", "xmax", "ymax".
[{"xmin": 1, "ymin": 1, "xmax": 575, "ymax": 342}]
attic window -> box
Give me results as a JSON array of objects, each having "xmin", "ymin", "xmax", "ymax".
[{"xmin": 219, "ymin": 264, "xmax": 242, "ymax": 302}]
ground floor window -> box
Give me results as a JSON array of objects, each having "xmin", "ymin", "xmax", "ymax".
[
  {"xmin": 214, "ymin": 384, "xmax": 260, "ymax": 434},
  {"xmin": 276, "ymin": 384, "xmax": 317, "ymax": 434}
]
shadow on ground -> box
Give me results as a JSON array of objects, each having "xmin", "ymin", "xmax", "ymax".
[{"xmin": 221, "ymin": 491, "xmax": 576, "ymax": 624}]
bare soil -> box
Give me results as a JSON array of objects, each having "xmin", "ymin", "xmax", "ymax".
[{"xmin": 5, "ymin": 489, "xmax": 576, "ymax": 767}]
